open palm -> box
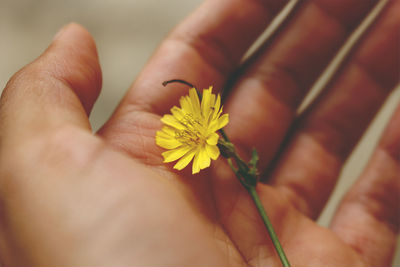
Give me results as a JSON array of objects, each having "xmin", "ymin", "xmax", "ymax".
[{"xmin": 0, "ymin": 1, "xmax": 399, "ymax": 266}]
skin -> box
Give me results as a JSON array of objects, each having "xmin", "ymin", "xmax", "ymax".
[{"xmin": 0, "ymin": 0, "xmax": 399, "ymax": 266}]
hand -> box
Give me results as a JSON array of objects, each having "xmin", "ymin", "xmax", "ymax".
[{"xmin": 0, "ymin": 0, "xmax": 399, "ymax": 266}]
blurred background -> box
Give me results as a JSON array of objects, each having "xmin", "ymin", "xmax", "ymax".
[{"xmin": 0, "ymin": 0, "xmax": 399, "ymax": 265}]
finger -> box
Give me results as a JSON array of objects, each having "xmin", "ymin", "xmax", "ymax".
[
  {"xmin": 131, "ymin": 0, "xmax": 290, "ymax": 113},
  {"xmin": 0, "ymin": 23, "xmax": 101, "ymax": 141},
  {"xmin": 330, "ymin": 103, "xmax": 400, "ymax": 267},
  {"xmin": 99, "ymin": 0, "xmax": 377, "ymax": 164},
  {"xmin": 267, "ymin": 0, "xmax": 400, "ymax": 218},
  {"xmin": 210, "ymin": 0, "xmax": 392, "ymax": 262},
  {"xmin": 98, "ymin": 0, "xmax": 288, "ymax": 135},
  {"xmin": 221, "ymin": 0, "xmax": 379, "ymax": 166}
]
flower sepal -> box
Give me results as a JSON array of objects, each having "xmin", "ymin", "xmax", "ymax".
[
  {"xmin": 217, "ymin": 139, "xmax": 236, "ymax": 159},
  {"xmin": 218, "ymin": 138, "xmax": 259, "ymax": 188}
]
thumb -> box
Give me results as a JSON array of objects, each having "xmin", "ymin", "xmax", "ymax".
[{"xmin": 0, "ymin": 23, "xmax": 102, "ymax": 138}]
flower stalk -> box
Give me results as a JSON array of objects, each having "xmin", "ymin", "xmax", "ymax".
[
  {"xmin": 248, "ymin": 186, "xmax": 291, "ymax": 267},
  {"xmin": 218, "ymin": 130, "xmax": 290, "ymax": 267},
  {"xmin": 160, "ymin": 80, "xmax": 290, "ymax": 266}
]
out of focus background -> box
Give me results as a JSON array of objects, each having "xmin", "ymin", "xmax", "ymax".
[{"xmin": 0, "ymin": 0, "xmax": 399, "ymax": 265}]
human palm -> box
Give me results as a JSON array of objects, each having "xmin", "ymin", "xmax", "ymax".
[{"xmin": 0, "ymin": 0, "xmax": 399, "ymax": 266}]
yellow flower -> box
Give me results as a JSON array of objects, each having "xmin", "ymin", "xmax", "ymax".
[{"xmin": 156, "ymin": 86, "xmax": 229, "ymax": 174}]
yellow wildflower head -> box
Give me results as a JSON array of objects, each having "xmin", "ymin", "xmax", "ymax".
[{"xmin": 156, "ymin": 86, "xmax": 229, "ymax": 174}]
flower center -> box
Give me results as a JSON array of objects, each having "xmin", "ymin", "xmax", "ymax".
[{"xmin": 175, "ymin": 113, "xmax": 205, "ymax": 146}]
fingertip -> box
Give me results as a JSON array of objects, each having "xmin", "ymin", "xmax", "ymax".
[
  {"xmin": 52, "ymin": 23, "xmax": 98, "ymax": 54},
  {"xmin": 52, "ymin": 23, "xmax": 87, "ymax": 41}
]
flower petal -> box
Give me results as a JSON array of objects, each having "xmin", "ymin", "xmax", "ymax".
[
  {"xmin": 156, "ymin": 130, "xmax": 170, "ymax": 139},
  {"xmin": 217, "ymin": 113, "xmax": 229, "ymax": 129},
  {"xmin": 208, "ymin": 119, "xmax": 220, "ymax": 133},
  {"xmin": 201, "ymin": 87, "xmax": 212, "ymax": 118},
  {"xmin": 192, "ymin": 147, "xmax": 210, "ymax": 174},
  {"xmin": 160, "ymin": 126, "xmax": 176, "ymax": 137},
  {"xmin": 156, "ymin": 135, "xmax": 181, "ymax": 149},
  {"xmin": 192, "ymin": 150, "xmax": 201, "ymax": 174},
  {"xmin": 161, "ymin": 114, "xmax": 185, "ymax": 130},
  {"xmin": 162, "ymin": 146, "xmax": 191, "ymax": 163},
  {"xmin": 157, "ymin": 127, "xmax": 174, "ymax": 139},
  {"xmin": 180, "ymin": 95, "xmax": 192, "ymax": 113},
  {"xmin": 170, "ymin": 106, "xmax": 185, "ymax": 121},
  {"xmin": 198, "ymin": 146, "xmax": 211, "ymax": 169},
  {"xmin": 173, "ymin": 149, "xmax": 196, "ymax": 170},
  {"xmin": 189, "ymin": 88, "xmax": 201, "ymax": 114},
  {"xmin": 205, "ymin": 144, "xmax": 220, "ymax": 160},
  {"xmin": 206, "ymin": 133, "xmax": 219, "ymax": 145},
  {"xmin": 211, "ymin": 94, "xmax": 221, "ymax": 120}
]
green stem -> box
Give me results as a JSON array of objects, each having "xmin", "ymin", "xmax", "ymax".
[
  {"xmin": 219, "ymin": 129, "xmax": 230, "ymax": 143},
  {"xmin": 219, "ymin": 129, "xmax": 290, "ymax": 266},
  {"xmin": 247, "ymin": 186, "xmax": 291, "ymax": 267}
]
